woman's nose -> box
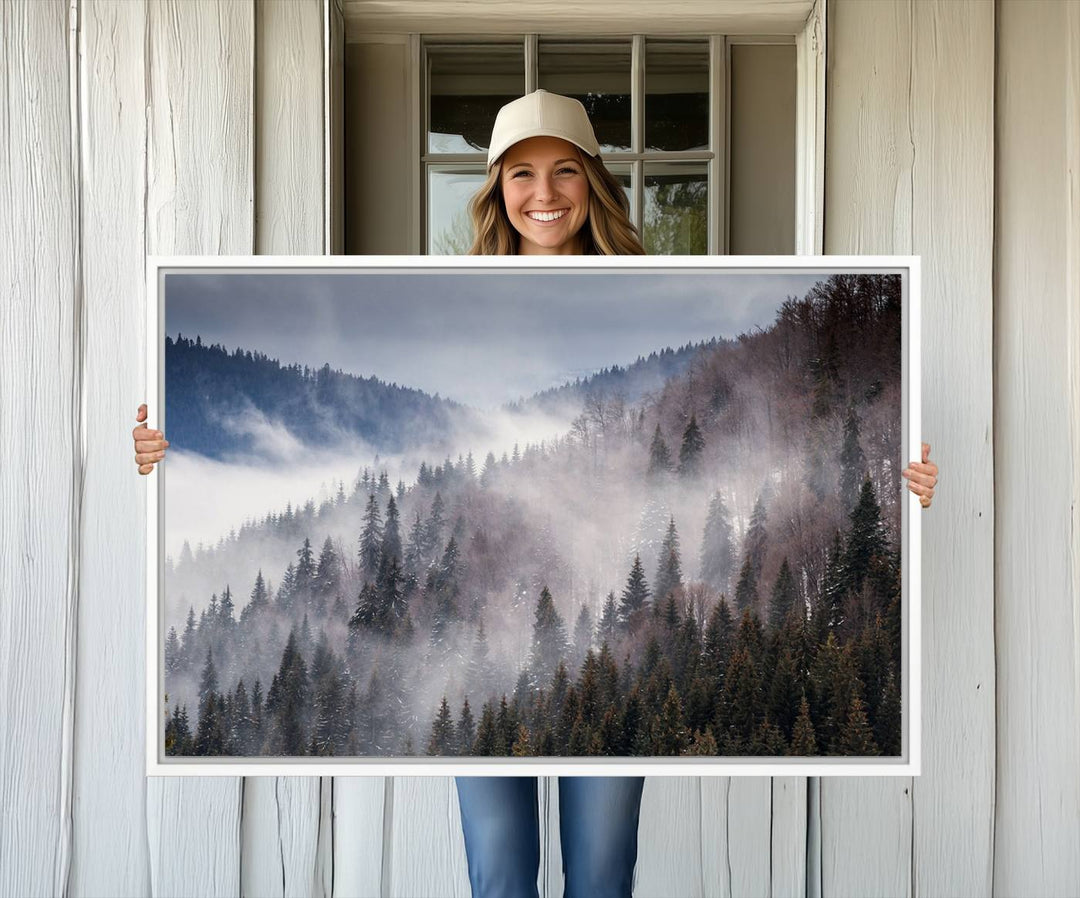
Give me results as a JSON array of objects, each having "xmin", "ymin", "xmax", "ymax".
[{"xmin": 533, "ymin": 174, "xmax": 558, "ymax": 201}]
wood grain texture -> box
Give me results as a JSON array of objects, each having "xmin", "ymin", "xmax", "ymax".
[
  {"xmin": 255, "ymin": 0, "xmax": 324, "ymax": 256},
  {"xmin": 908, "ymin": 2, "xmax": 995, "ymax": 895},
  {"xmin": 70, "ymin": 1, "xmax": 153, "ymax": 895},
  {"xmin": 824, "ymin": 2, "xmax": 996, "ymax": 897},
  {"xmin": 144, "ymin": 2, "xmax": 254, "ymax": 894},
  {"xmin": 994, "ymin": 1, "xmax": 1080, "ymax": 892},
  {"xmin": 822, "ymin": 4, "xmax": 913, "ymax": 890},
  {"xmin": 697, "ymin": 778, "xmax": 775, "ymax": 897},
  {"xmin": 332, "ymin": 777, "xmax": 387, "ymax": 897},
  {"xmin": 244, "ymin": 2, "xmax": 328, "ymax": 895},
  {"xmin": 387, "ymin": 777, "xmax": 471, "ymax": 898},
  {"xmin": 0, "ymin": 1, "xmax": 77, "ymax": 895},
  {"xmin": 635, "ymin": 778, "xmax": 705, "ymax": 898}
]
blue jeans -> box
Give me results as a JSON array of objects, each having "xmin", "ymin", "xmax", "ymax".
[{"xmin": 454, "ymin": 776, "xmax": 646, "ymax": 898}]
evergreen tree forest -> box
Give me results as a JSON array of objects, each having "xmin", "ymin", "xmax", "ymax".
[{"xmin": 163, "ymin": 273, "xmax": 904, "ymax": 759}]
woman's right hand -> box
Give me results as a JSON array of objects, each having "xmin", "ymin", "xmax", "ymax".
[{"xmin": 133, "ymin": 403, "xmax": 170, "ymax": 475}]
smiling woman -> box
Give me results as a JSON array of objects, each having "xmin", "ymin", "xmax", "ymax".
[{"xmin": 466, "ymin": 89, "xmax": 645, "ymax": 256}]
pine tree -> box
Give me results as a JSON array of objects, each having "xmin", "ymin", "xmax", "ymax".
[
  {"xmin": 314, "ymin": 537, "xmax": 342, "ymax": 601},
  {"xmin": 467, "ymin": 619, "xmax": 492, "ymax": 695},
  {"xmin": 198, "ymin": 646, "xmax": 218, "ymax": 706},
  {"xmin": 790, "ymin": 693, "xmax": 819, "ymax": 755},
  {"xmin": 480, "ymin": 452, "xmax": 497, "ymax": 488},
  {"xmin": 647, "ymin": 424, "xmax": 673, "ymax": 480},
  {"xmin": 218, "ymin": 585, "xmax": 236, "ymax": 633},
  {"xmin": 426, "ymin": 696, "xmax": 456, "ymax": 756},
  {"xmin": 619, "ymin": 555, "xmax": 651, "ymax": 628},
  {"xmin": 838, "ymin": 694, "xmax": 880, "ymax": 755},
  {"xmin": 382, "ymin": 495, "xmax": 402, "ymax": 564},
  {"xmin": 405, "ymin": 512, "xmax": 425, "ymax": 573},
  {"xmin": 294, "ymin": 538, "xmax": 317, "ymax": 602},
  {"xmin": 677, "ymin": 415, "xmax": 705, "ymax": 478},
  {"xmin": 181, "ymin": 605, "xmax": 197, "ymax": 667},
  {"xmin": 457, "ymin": 697, "xmax": 476, "ymax": 756},
  {"xmin": 768, "ymin": 558, "xmax": 798, "ymax": 630},
  {"xmin": 744, "ymin": 494, "xmax": 768, "ymax": 578},
  {"xmin": 277, "ymin": 562, "xmax": 297, "ymax": 612},
  {"xmin": 474, "ymin": 700, "xmax": 498, "ymax": 756},
  {"xmin": 423, "ymin": 492, "xmax": 446, "ymax": 562},
  {"xmin": 844, "ymin": 476, "xmax": 888, "ymax": 597},
  {"xmin": 572, "ymin": 604, "xmax": 594, "ymax": 670},
  {"xmin": 653, "ymin": 517, "xmax": 683, "ymax": 602},
  {"xmin": 734, "ymin": 554, "xmax": 758, "ymax": 614},
  {"xmin": 652, "ymin": 683, "xmax": 690, "ymax": 755},
  {"xmin": 699, "ymin": 492, "xmax": 735, "ymax": 593},
  {"xmin": 511, "ymin": 723, "xmax": 532, "ymax": 757},
  {"xmin": 165, "ymin": 627, "xmax": 181, "ymax": 676},
  {"xmin": 685, "ymin": 727, "xmax": 719, "ymax": 756},
  {"xmin": 428, "ymin": 536, "xmax": 462, "ymax": 649},
  {"xmin": 242, "ymin": 569, "xmax": 270, "ymax": 626},
  {"xmin": 598, "ymin": 592, "xmax": 619, "ymax": 646},
  {"xmin": 875, "ymin": 665, "xmax": 902, "ymax": 756},
  {"xmin": 530, "ymin": 586, "xmax": 569, "ymax": 688},
  {"xmin": 839, "ymin": 405, "xmax": 868, "ymax": 511},
  {"xmin": 359, "ymin": 494, "xmax": 384, "ymax": 578},
  {"xmin": 265, "ymin": 627, "xmax": 311, "ymax": 755}
]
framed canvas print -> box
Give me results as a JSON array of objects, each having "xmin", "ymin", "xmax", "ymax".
[{"xmin": 145, "ymin": 255, "xmax": 921, "ymax": 777}]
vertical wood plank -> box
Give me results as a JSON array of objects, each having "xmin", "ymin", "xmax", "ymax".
[
  {"xmin": 70, "ymin": 0, "xmax": 153, "ymax": 893},
  {"xmin": 387, "ymin": 777, "xmax": 471, "ymax": 898},
  {"xmin": 825, "ymin": 2, "xmax": 996, "ymax": 897},
  {"xmin": 822, "ymin": 3, "xmax": 915, "ymax": 896},
  {"xmin": 145, "ymin": 2, "xmax": 254, "ymax": 893},
  {"xmin": 700, "ymin": 778, "xmax": 773, "ymax": 897},
  {"xmin": 994, "ymin": 1, "xmax": 1080, "ymax": 892},
  {"xmin": 242, "ymin": 2, "xmax": 328, "ymax": 896},
  {"xmin": 634, "ymin": 778, "xmax": 705, "ymax": 898},
  {"xmin": 771, "ymin": 777, "xmax": 808, "ymax": 897},
  {"xmin": 333, "ymin": 777, "xmax": 387, "ymax": 897},
  {"xmin": 908, "ymin": 2, "xmax": 995, "ymax": 895},
  {"xmin": 0, "ymin": 1, "xmax": 77, "ymax": 895}
]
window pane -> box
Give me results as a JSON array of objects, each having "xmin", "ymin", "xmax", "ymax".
[
  {"xmin": 428, "ymin": 44, "xmax": 524, "ymax": 154},
  {"xmin": 428, "ymin": 167, "xmax": 487, "ymax": 254},
  {"xmin": 645, "ymin": 40, "xmax": 709, "ymax": 152},
  {"xmin": 643, "ymin": 163, "xmax": 707, "ymax": 254},
  {"xmin": 538, "ymin": 40, "xmax": 631, "ymax": 153}
]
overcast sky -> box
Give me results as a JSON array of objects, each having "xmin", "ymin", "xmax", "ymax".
[{"xmin": 165, "ymin": 270, "xmax": 831, "ymax": 409}]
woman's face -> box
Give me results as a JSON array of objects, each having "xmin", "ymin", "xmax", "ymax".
[{"xmin": 499, "ymin": 136, "xmax": 590, "ymax": 255}]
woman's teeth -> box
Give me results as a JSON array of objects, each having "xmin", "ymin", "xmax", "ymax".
[{"xmin": 527, "ymin": 209, "xmax": 567, "ymax": 222}]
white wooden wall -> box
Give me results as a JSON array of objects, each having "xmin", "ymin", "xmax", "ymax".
[{"xmin": 1, "ymin": 1, "xmax": 1077, "ymax": 896}]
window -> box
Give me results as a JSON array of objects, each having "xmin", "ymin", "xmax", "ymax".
[{"xmin": 422, "ymin": 35, "xmax": 794, "ymax": 256}]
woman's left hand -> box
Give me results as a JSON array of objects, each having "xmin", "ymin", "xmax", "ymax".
[{"xmin": 902, "ymin": 442, "xmax": 938, "ymax": 508}]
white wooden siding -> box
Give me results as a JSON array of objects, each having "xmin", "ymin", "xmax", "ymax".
[
  {"xmin": 824, "ymin": 1, "xmax": 997, "ymax": 895},
  {"xmin": 1, "ymin": 1, "xmax": 1077, "ymax": 897},
  {"xmin": 994, "ymin": 0, "xmax": 1080, "ymax": 892}
]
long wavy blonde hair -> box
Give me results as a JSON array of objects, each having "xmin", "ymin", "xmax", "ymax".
[{"xmin": 467, "ymin": 148, "xmax": 645, "ymax": 255}]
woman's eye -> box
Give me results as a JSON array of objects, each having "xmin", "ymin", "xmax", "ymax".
[
  {"xmin": 558, "ymin": 167, "xmax": 580, "ymax": 175},
  {"xmin": 511, "ymin": 170, "xmax": 531, "ymax": 178}
]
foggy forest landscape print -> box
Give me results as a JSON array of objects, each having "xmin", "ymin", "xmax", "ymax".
[{"xmin": 160, "ymin": 269, "xmax": 906, "ymax": 763}]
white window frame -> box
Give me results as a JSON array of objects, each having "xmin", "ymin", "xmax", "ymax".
[{"xmin": 404, "ymin": 1, "xmax": 826, "ymax": 257}]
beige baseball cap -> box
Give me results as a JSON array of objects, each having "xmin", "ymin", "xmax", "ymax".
[{"xmin": 486, "ymin": 89, "xmax": 601, "ymax": 169}]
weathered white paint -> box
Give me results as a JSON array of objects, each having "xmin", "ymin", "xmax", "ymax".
[
  {"xmin": 70, "ymin": 0, "xmax": 152, "ymax": 895},
  {"xmin": 823, "ymin": 2, "xmax": 995, "ymax": 897},
  {"xmin": 144, "ymin": 1, "xmax": 253, "ymax": 893},
  {"xmin": 994, "ymin": 0, "xmax": 1080, "ymax": 892},
  {"xmin": 342, "ymin": 0, "xmax": 815, "ymax": 38},
  {"xmin": 0, "ymin": 1, "xmax": 77, "ymax": 895},
  {"xmin": 245, "ymin": 2, "xmax": 329, "ymax": 896},
  {"xmin": 5, "ymin": 1, "xmax": 1079, "ymax": 896}
]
